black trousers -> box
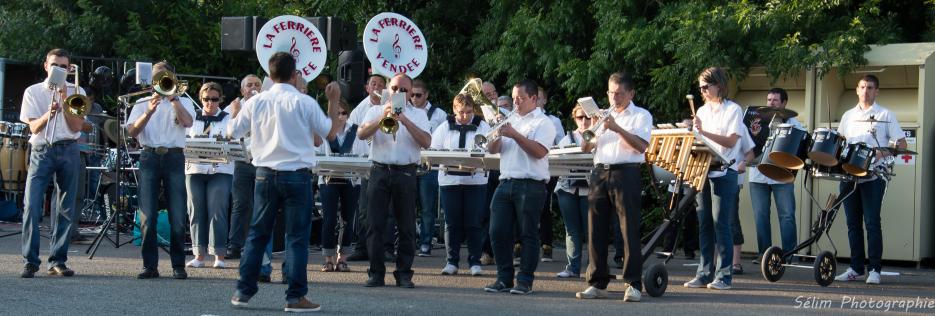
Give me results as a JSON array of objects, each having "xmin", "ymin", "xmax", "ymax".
[
  {"xmin": 539, "ymin": 177, "xmax": 558, "ymax": 247},
  {"xmin": 366, "ymin": 164, "xmax": 417, "ymax": 279},
  {"xmin": 586, "ymin": 165, "xmax": 643, "ymax": 290}
]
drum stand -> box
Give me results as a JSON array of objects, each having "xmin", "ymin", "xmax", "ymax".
[
  {"xmin": 85, "ymin": 100, "xmax": 167, "ymax": 259},
  {"xmin": 760, "ymin": 165, "xmax": 858, "ymax": 286}
]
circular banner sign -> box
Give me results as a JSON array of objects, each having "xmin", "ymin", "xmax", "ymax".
[
  {"xmin": 255, "ymin": 15, "xmax": 327, "ymax": 82},
  {"xmin": 362, "ymin": 12, "xmax": 428, "ymax": 78}
]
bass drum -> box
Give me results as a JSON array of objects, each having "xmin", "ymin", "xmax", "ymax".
[{"xmin": 767, "ymin": 124, "xmax": 810, "ymax": 170}]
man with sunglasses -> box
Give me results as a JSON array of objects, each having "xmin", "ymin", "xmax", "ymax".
[
  {"xmin": 410, "ymin": 79, "xmax": 447, "ymax": 257},
  {"xmin": 19, "ymin": 48, "xmax": 87, "ymax": 278},
  {"xmin": 126, "ymin": 61, "xmax": 196, "ymax": 280},
  {"xmin": 357, "ymin": 73, "xmax": 431, "ymax": 288}
]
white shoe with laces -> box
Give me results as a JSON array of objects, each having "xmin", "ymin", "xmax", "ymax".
[
  {"xmin": 623, "ymin": 285, "xmax": 641, "ymax": 302},
  {"xmin": 683, "ymin": 277, "xmax": 706, "ymax": 288},
  {"xmin": 575, "ymin": 286, "xmax": 608, "ymax": 299},
  {"xmin": 441, "ymin": 263, "xmax": 458, "ymax": 275},
  {"xmin": 213, "ymin": 260, "xmax": 226, "ymax": 269},
  {"xmin": 866, "ymin": 270, "xmax": 881, "ymax": 284},
  {"xmin": 556, "ymin": 270, "xmax": 580, "ymax": 278},
  {"xmin": 470, "ymin": 265, "xmax": 482, "ymax": 276},
  {"xmin": 186, "ymin": 259, "xmax": 204, "ymax": 268},
  {"xmin": 834, "ymin": 268, "xmax": 864, "ymax": 282}
]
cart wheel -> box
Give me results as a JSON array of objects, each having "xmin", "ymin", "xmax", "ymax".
[
  {"xmin": 814, "ymin": 251, "xmax": 836, "ymax": 287},
  {"xmin": 760, "ymin": 246, "xmax": 785, "ymax": 282},
  {"xmin": 643, "ymin": 263, "xmax": 668, "ymax": 297}
]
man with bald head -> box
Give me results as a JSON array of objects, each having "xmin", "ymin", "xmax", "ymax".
[
  {"xmin": 227, "ymin": 74, "xmax": 263, "ymax": 260},
  {"xmin": 358, "ymin": 73, "xmax": 431, "ymax": 288}
]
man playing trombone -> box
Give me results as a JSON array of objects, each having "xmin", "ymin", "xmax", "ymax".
[
  {"xmin": 576, "ymin": 72, "xmax": 653, "ymax": 302},
  {"xmin": 19, "ymin": 48, "xmax": 87, "ymax": 278},
  {"xmin": 125, "ymin": 61, "xmax": 195, "ymax": 280}
]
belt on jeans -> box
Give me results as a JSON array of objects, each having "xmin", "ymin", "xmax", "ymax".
[
  {"xmin": 594, "ymin": 163, "xmax": 641, "ymax": 170},
  {"xmin": 501, "ymin": 178, "xmax": 547, "ymax": 185},
  {"xmin": 142, "ymin": 146, "xmax": 183, "ymax": 155},
  {"xmin": 372, "ymin": 162, "xmax": 418, "ymax": 171},
  {"xmin": 49, "ymin": 139, "xmax": 76, "ymax": 146},
  {"xmin": 256, "ymin": 167, "xmax": 309, "ymax": 174}
]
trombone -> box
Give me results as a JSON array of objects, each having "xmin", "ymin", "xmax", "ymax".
[
  {"xmin": 117, "ymin": 70, "xmax": 189, "ymax": 103},
  {"xmin": 45, "ymin": 64, "xmax": 91, "ymax": 144}
]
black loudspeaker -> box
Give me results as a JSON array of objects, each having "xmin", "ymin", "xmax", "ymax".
[
  {"xmin": 221, "ymin": 16, "xmax": 268, "ymax": 51},
  {"xmin": 338, "ymin": 44, "xmax": 370, "ymax": 105},
  {"xmin": 304, "ymin": 17, "xmax": 357, "ymax": 52}
]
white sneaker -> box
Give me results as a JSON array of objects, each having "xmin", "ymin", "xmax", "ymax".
[
  {"xmin": 623, "ymin": 285, "xmax": 641, "ymax": 302},
  {"xmin": 706, "ymin": 280, "xmax": 731, "ymax": 290},
  {"xmin": 441, "ymin": 263, "xmax": 458, "ymax": 275},
  {"xmin": 576, "ymin": 286, "xmax": 608, "ymax": 299},
  {"xmin": 213, "ymin": 260, "xmax": 226, "ymax": 269},
  {"xmin": 556, "ymin": 270, "xmax": 580, "ymax": 278},
  {"xmin": 866, "ymin": 270, "xmax": 881, "ymax": 284},
  {"xmin": 186, "ymin": 259, "xmax": 204, "ymax": 268},
  {"xmin": 834, "ymin": 268, "xmax": 864, "ymax": 282},
  {"xmin": 683, "ymin": 277, "xmax": 706, "ymax": 288},
  {"xmin": 470, "ymin": 265, "xmax": 482, "ymax": 276}
]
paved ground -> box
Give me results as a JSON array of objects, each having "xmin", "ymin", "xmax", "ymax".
[{"xmin": 1, "ymin": 222, "xmax": 934, "ymax": 315}]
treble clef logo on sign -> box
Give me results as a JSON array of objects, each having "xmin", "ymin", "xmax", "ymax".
[
  {"xmin": 392, "ymin": 34, "xmax": 402, "ymax": 59},
  {"xmin": 290, "ymin": 37, "xmax": 300, "ymax": 58}
]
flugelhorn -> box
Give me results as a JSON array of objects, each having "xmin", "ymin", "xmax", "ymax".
[
  {"xmin": 474, "ymin": 111, "xmax": 515, "ymax": 150},
  {"xmin": 458, "ymin": 78, "xmax": 495, "ymax": 120},
  {"xmin": 580, "ymin": 109, "xmax": 610, "ymax": 144}
]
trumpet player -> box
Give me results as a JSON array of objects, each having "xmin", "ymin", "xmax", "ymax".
[
  {"xmin": 357, "ymin": 73, "xmax": 431, "ymax": 288},
  {"xmin": 575, "ymin": 72, "xmax": 653, "ymax": 302},
  {"xmin": 483, "ymin": 79, "xmax": 555, "ymax": 295},
  {"xmin": 19, "ymin": 48, "xmax": 86, "ymax": 278},
  {"xmin": 126, "ymin": 61, "xmax": 196, "ymax": 280}
]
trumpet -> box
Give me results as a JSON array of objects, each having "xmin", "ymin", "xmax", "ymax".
[
  {"xmin": 379, "ymin": 112, "xmax": 400, "ymax": 141},
  {"xmin": 45, "ymin": 64, "xmax": 91, "ymax": 144},
  {"xmin": 580, "ymin": 109, "xmax": 610, "ymax": 144},
  {"xmin": 117, "ymin": 70, "xmax": 189, "ymax": 103},
  {"xmin": 473, "ymin": 111, "xmax": 515, "ymax": 149}
]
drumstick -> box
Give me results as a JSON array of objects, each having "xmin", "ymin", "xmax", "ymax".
[{"xmin": 686, "ymin": 94, "xmax": 696, "ymax": 116}]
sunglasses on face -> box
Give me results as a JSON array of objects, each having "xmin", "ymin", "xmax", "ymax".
[
  {"xmin": 201, "ymin": 97, "xmax": 220, "ymax": 102},
  {"xmin": 411, "ymin": 93, "xmax": 424, "ymax": 98},
  {"xmin": 699, "ymin": 83, "xmax": 715, "ymax": 91},
  {"xmin": 339, "ymin": 111, "xmax": 348, "ymax": 116},
  {"xmin": 391, "ymin": 86, "xmax": 408, "ymax": 93},
  {"xmin": 574, "ymin": 116, "xmax": 588, "ymax": 120}
]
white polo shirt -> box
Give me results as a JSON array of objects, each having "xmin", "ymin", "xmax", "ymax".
[
  {"xmin": 362, "ymin": 104, "xmax": 430, "ymax": 165},
  {"xmin": 838, "ymin": 102, "xmax": 905, "ymax": 178},
  {"xmin": 497, "ymin": 108, "xmax": 556, "ymax": 181},
  {"xmin": 749, "ymin": 117, "xmax": 802, "ymax": 184},
  {"xmin": 696, "ymin": 99, "xmax": 745, "ymax": 178},
  {"xmin": 20, "ymin": 81, "xmax": 85, "ymax": 145},
  {"xmin": 227, "ymin": 83, "xmax": 332, "ymax": 171},
  {"xmin": 546, "ymin": 112, "xmax": 566, "ymax": 145},
  {"xmin": 185, "ymin": 111, "xmax": 234, "ymax": 175},
  {"xmin": 593, "ymin": 102, "xmax": 653, "ymax": 165},
  {"xmin": 126, "ymin": 96, "xmax": 197, "ymax": 148},
  {"xmin": 430, "ymin": 118, "xmax": 490, "ymax": 186},
  {"xmin": 348, "ymin": 97, "xmax": 381, "ymax": 152}
]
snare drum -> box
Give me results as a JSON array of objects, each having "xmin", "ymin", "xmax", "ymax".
[
  {"xmin": 840, "ymin": 142, "xmax": 874, "ymax": 177},
  {"xmin": 767, "ymin": 124, "xmax": 810, "ymax": 170},
  {"xmin": 808, "ymin": 128, "xmax": 845, "ymax": 166}
]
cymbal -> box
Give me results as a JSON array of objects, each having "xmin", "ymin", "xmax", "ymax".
[
  {"xmin": 856, "ymin": 117, "xmax": 889, "ymax": 123},
  {"xmin": 87, "ymin": 113, "xmax": 116, "ymax": 120},
  {"xmin": 877, "ymin": 147, "xmax": 917, "ymax": 155},
  {"xmin": 755, "ymin": 107, "xmax": 798, "ymax": 119},
  {"xmin": 103, "ymin": 119, "xmax": 123, "ymax": 144}
]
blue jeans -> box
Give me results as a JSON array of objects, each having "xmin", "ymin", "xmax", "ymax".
[
  {"xmin": 749, "ymin": 182, "xmax": 796, "ymax": 256},
  {"xmin": 138, "ymin": 151, "xmax": 187, "ymax": 269},
  {"xmin": 418, "ymin": 170, "xmax": 440, "ymax": 248},
  {"xmin": 319, "ymin": 181, "xmax": 360, "ymax": 256},
  {"xmin": 186, "ymin": 173, "xmax": 232, "ymax": 256},
  {"xmin": 228, "ymin": 161, "xmax": 255, "ymax": 252},
  {"xmin": 490, "ymin": 179, "xmax": 546, "ymax": 285},
  {"xmin": 22, "ymin": 142, "xmax": 80, "ymax": 268},
  {"xmin": 840, "ymin": 178, "xmax": 885, "ymax": 274},
  {"xmin": 440, "ymin": 184, "xmax": 486, "ymax": 267},
  {"xmin": 237, "ymin": 168, "xmax": 313, "ymax": 303},
  {"xmin": 695, "ymin": 169, "xmax": 737, "ymax": 285},
  {"xmin": 557, "ymin": 190, "xmax": 588, "ymax": 274}
]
